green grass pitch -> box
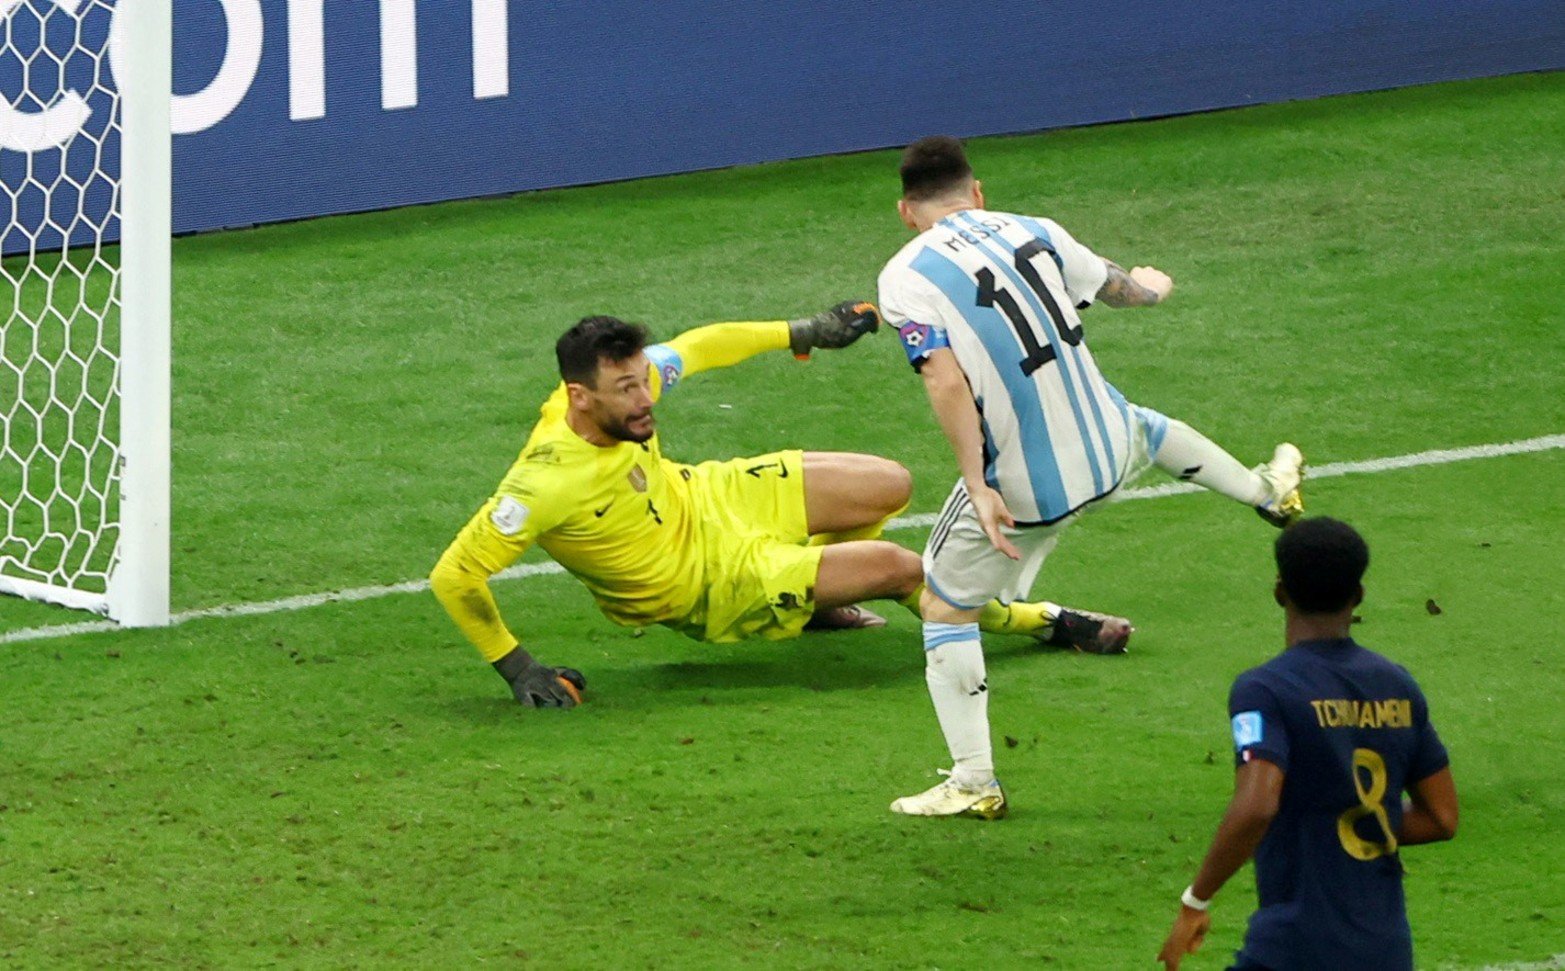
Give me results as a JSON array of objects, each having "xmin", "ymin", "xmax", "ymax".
[{"xmin": 2, "ymin": 73, "xmax": 1563, "ymax": 967}]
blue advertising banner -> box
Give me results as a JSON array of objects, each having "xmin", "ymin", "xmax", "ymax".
[
  {"xmin": 3, "ymin": 0, "xmax": 1563, "ymax": 254},
  {"xmin": 1, "ymin": 0, "xmax": 120, "ymax": 255}
]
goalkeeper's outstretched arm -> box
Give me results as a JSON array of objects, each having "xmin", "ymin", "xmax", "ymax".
[
  {"xmin": 660, "ymin": 320, "xmax": 789, "ymax": 380},
  {"xmin": 654, "ymin": 302, "xmax": 880, "ymax": 386}
]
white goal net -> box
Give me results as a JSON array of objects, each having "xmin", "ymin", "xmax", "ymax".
[{"xmin": 1, "ymin": 0, "xmax": 169, "ymax": 625}]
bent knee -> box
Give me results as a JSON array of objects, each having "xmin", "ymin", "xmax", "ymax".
[
  {"xmin": 871, "ymin": 541, "xmax": 922, "ymax": 599},
  {"xmin": 887, "ymin": 461, "xmax": 914, "ymax": 511},
  {"xmin": 866, "ymin": 458, "xmax": 913, "ymax": 516}
]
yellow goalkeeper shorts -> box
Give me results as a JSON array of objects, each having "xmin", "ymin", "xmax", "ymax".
[{"xmin": 673, "ymin": 449, "xmax": 822, "ymax": 643}]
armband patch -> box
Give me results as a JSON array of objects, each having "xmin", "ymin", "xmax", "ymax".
[
  {"xmin": 896, "ymin": 320, "xmax": 948, "ymax": 365},
  {"xmin": 644, "ymin": 344, "xmax": 684, "ymax": 393},
  {"xmin": 490, "ymin": 496, "xmax": 530, "ymax": 536},
  {"xmin": 1231, "ymin": 710, "xmax": 1263, "ymax": 749}
]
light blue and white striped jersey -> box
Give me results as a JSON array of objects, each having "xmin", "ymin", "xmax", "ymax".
[{"xmin": 878, "ymin": 209, "xmax": 1132, "ymax": 525}]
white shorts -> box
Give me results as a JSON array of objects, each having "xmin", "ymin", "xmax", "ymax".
[{"xmin": 922, "ymin": 404, "xmax": 1163, "ymax": 609}]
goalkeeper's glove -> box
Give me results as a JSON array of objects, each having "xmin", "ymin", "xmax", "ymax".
[
  {"xmin": 788, "ymin": 301, "xmax": 881, "ymax": 359},
  {"xmin": 493, "ymin": 646, "xmax": 585, "ymax": 708}
]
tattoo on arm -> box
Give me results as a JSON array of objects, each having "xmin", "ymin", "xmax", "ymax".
[{"xmin": 1097, "ymin": 260, "xmax": 1162, "ymax": 307}]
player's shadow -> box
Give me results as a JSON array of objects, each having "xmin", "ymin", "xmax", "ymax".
[
  {"xmin": 431, "ymin": 631, "xmax": 1104, "ymax": 724},
  {"xmin": 614, "ymin": 633, "xmax": 1063, "ymax": 707}
]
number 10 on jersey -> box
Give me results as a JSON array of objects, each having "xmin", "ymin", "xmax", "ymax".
[{"xmin": 974, "ymin": 237, "xmax": 1083, "ymax": 376}]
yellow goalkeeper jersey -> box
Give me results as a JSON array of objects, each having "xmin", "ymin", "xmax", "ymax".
[{"xmin": 431, "ymin": 320, "xmax": 791, "ymax": 661}]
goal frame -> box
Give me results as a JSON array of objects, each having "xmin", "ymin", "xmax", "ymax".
[
  {"xmin": 0, "ymin": 0, "xmax": 171, "ymax": 627},
  {"xmin": 109, "ymin": 0, "xmax": 172, "ymax": 627}
]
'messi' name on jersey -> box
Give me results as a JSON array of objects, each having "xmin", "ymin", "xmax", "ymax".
[
  {"xmin": 937, "ymin": 215, "xmax": 1014, "ymax": 253},
  {"xmin": 1309, "ymin": 698, "xmax": 1414, "ymax": 729}
]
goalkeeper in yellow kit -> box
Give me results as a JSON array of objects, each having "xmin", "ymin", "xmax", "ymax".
[{"xmin": 430, "ymin": 302, "xmax": 1132, "ymax": 707}]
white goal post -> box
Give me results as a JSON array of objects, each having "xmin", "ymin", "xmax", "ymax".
[{"xmin": 0, "ymin": 0, "xmax": 170, "ymax": 626}]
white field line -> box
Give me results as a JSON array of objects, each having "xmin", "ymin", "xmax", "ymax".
[
  {"xmin": 1463, "ymin": 957, "xmax": 1565, "ymax": 971},
  {"xmin": 893, "ymin": 433, "xmax": 1565, "ymax": 529},
  {"xmin": 3, "ymin": 433, "xmax": 1562, "ymax": 647}
]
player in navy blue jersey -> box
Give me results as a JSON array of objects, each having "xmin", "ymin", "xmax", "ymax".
[{"xmin": 1158, "ymin": 518, "xmax": 1459, "ymax": 970}]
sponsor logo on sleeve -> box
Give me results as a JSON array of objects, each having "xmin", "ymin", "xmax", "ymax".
[
  {"xmin": 1231, "ymin": 711, "xmax": 1263, "ymax": 750},
  {"xmin": 490, "ymin": 496, "xmax": 530, "ymax": 536}
]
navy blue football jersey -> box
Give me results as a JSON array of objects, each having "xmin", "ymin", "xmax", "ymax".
[{"xmin": 1227, "ymin": 638, "xmax": 1449, "ymax": 971}]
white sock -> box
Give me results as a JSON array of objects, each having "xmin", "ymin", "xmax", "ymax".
[
  {"xmin": 1152, "ymin": 419, "xmax": 1268, "ymax": 505},
  {"xmin": 923, "ymin": 622, "xmax": 993, "ymax": 786}
]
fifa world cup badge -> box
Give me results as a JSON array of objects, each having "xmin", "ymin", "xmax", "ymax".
[
  {"xmin": 490, "ymin": 496, "xmax": 530, "ymax": 536},
  {"xmin": 628, "ymin": 467, "xmax": 648, "ymax": 492}
]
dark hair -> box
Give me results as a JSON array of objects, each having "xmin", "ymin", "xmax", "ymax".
[
  {"xmin": 1275, "ymin": 517, "xmax": 1369, "ymax": 614},
  {"xmin": 900, "ymin": 135, "xmax": 973, "ymax": 201},
  {"xmin": 555, "ymin": 316, "xmax": 649, "ymax": 386}
]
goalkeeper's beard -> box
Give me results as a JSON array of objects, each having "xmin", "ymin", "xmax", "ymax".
[{"xmin": 602, "ymin": 408, "xmax": 655, "ymax": 444}]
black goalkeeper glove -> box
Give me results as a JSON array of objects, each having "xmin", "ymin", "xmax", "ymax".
[
  {"xmin": 493, "ymin": 646, "xmax": 586, "ymax": 708},
  {"xmin": 787, "ymin": 300, "xmax": 881, "ymax": 359}
]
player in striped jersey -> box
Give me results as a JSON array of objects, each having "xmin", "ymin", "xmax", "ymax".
[
  {"xmin": 430, "ymin": 305, "xmax": 1133, "ymax": 708},
  {"xmin": 880, "ymin": 136, "xmax": 1305, "ymax": 818}
]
